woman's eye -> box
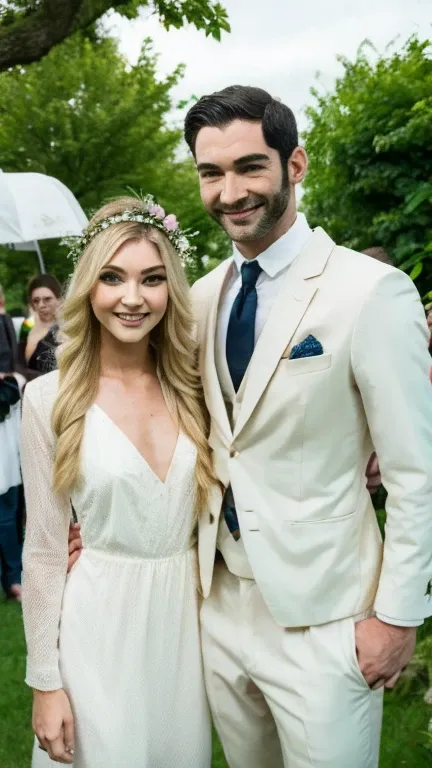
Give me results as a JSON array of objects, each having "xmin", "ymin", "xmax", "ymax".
[
  {"xmin": 100, "ymin": 272, "xmax": 121, "ymax": 284},
  {"xmin": 143, "ymin": 275, "xmax": 167, "ymax": 285}
]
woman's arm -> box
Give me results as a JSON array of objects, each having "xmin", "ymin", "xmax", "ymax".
[{"xmin": 21, "ymin": 382, "xmax": 70, "ymax": 690}]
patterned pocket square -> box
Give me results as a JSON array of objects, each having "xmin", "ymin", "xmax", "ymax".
[{"xmin": 289, "ymin": 334, "xmax": 323, "ymax": 360}]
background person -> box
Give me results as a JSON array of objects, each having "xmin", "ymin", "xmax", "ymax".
[{"xmin": 18, "ymin": 275, "xmax": 61, "ymax": 379}]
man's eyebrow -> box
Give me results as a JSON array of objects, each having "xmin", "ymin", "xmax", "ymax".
[
  {"xmin": 196, "ymin": 162, "xmax": 220, "ymax": 172},
  {"xmin": 233, "ymin": 153, "xmax": 270, "ymax": 166},
  {"xmin": 196, "ymin": 153, "xmax": 270, "ymax": 173}
]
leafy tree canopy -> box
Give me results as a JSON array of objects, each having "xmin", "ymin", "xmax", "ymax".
[
  {"xmin": 301, "ymin": 37, "xmax": 432, "ymax": 297},
  {"xmin": 0, "ymin": 32, "xmax": 229, "ymax": 306}
]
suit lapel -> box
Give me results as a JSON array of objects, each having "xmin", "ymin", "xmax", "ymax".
[
  {"xmin": 200, "ymin": 260, "xmax": 233, "ymax": 445},
  {"xmin": 233, "ymin": 228, "xmax": 335, "ymax": 440}
]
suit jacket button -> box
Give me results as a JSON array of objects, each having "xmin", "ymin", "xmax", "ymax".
[{"xmin": 230, "ymin": 448, "xmax": 239, "ymax": 458}]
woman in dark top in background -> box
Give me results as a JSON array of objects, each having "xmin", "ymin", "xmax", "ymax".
[{"xmin": 18, "ymin": 275, "xmax": 61, "ymax": 379}]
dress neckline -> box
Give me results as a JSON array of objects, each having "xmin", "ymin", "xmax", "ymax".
[{"xmin": 92, "ymin": 403, "xmax": 182, "ymax": 486}]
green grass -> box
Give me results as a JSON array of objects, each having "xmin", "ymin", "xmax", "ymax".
[
  {"xmin": 211, "ymin": 732, "xmax": 228, "ymax": 768},
  {"xmin": 0, "ymin": 600, "xmax": 33, "ymax": 768},
  {"xmin": 0, "ymin": 599, "xmax": 430, "ymax": 768}
]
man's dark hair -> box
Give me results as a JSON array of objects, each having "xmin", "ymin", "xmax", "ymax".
[
  {"xmin": 27, "ymin": 273, "xmax": 62, "ymax": 303},
  {"xmin": 184, "ymin": 85, "xmax": 298, "ymax": 171}
]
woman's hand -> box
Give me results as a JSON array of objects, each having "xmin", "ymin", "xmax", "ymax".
[
  {"xmin": 33, "ymin": 689, "xmax": 75, "ymax": 764},
  {"xmin": 68, "ymin": 523, "xmax": 83, "ymax": 572}
]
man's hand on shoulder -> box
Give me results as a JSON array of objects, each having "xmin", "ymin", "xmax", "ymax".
[
  {"xmin": 355, "ymin": 617, "xmax": 416, "ymax": 690},
  {"xmin": 67, "ymin": 523, "xmax": 83, "ymax": 572}
]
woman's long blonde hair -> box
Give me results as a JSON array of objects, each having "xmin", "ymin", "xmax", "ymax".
[{"xmin": 52, "ymin": 196, "xmax": 217, "ymax": 513}]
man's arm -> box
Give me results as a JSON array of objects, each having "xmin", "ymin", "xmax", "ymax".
[
  {"xmin": 352, "ymin": 268, "xmax": 432, "ymax": 624},
  {"xmin": 350, "ymin": 269, "xmax": 432, "ymax": 687}
]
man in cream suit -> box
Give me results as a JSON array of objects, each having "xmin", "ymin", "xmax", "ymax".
[
  {"xmin": 184, "ymin": 85, "xmax": 432, "ymax": 767},
  {"xmin": 68, "ymin": 85, "xmax": 432, "ymax": 767}
]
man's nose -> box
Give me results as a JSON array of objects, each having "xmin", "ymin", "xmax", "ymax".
[{"xmin": 219, "ymin": 173, "xmax": 247, "ymax": 207}]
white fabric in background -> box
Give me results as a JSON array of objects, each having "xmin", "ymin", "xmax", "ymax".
[
  {"xmin": 0, "ymin": 401, "xmax": 21, "ymax": 495},
  {"xmin": 0, "ymin": 171, "xmax": 87, "ymax": 243}
]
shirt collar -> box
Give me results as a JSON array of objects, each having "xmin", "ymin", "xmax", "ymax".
[{"xmin": 232, "ymin": 212, "xmax": 312, "ymax": 279}]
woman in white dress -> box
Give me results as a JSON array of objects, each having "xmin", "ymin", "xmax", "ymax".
[{"xmin": 21, "ymin": 195, "xmax": 219, "ymax": 767}]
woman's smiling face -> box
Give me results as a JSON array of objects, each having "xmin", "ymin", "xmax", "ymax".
[{"xmin": 90, "ymin": 238, "xmax": 169, "ymax": 345}]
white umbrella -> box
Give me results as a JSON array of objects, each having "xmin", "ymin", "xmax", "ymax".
[{"xmin": 0, "ymin": 171, "xmax": 88, "ymax": 271}]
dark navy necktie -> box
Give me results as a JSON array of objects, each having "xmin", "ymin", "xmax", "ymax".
[
  {"xmin": 223, "ymin": 259, "xmax": 262, "ymax": 539},
  {"xmin": 226, "ymin": 260, "xmax": 262, "ymax": 393}
]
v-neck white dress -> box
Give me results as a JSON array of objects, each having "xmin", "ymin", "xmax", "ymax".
[{"xmin": 21, "ymin": 371, "xmax": 211, "ymax": 768}]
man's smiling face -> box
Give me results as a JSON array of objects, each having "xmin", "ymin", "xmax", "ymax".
[{"xmin": 195, "ymin": 119, "xmax": 290, "ymax": 243}]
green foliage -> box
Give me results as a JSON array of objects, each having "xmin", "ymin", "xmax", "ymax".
[
  {"xmin": 140, "ymin": 1, "xmax": 231, "ymax": 41},
  {"xmin": 302, "ymin": 37, "xmax": 432, "ymax": 297},
  {"xmin": 0, "ymin": 32, "xmax": 229, "ymax": 298},
  {"xmin": 0, "ymin": 34, "xmax": 183, "ymax": 209},
  {"xmin": 166, "ymin": 159, "xmax": 230, "ymax": 283}
]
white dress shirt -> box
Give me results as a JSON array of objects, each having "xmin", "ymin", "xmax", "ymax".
[{"xmin": 216, "ymin": 213, "xmax": 313, "ymax": 375}]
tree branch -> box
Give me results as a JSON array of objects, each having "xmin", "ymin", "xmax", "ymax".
[
  {"xmin": 0, "ymin": 0, "xmax": 134, "ymax": 70},
  {"xmin": 0, "ymin": 0, "xmax": 229, "ymax": 72}
]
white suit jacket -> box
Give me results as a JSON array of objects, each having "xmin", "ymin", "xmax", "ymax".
[{"xmin": 195, "ymin": 227, "xmax": 432, "ymax": 628}]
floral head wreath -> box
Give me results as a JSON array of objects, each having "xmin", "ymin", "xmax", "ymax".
[{"xmin": 64, "ymin": 195, "xmax": 197, "ymax": 269}]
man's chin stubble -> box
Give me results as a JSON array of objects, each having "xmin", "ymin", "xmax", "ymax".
[{"xmin": 211, "ymin": 212, "xmax": 268, "ymax": 242}]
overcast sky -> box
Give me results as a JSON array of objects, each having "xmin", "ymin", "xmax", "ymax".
[{"xmin": 107, "ymin": 0, "xmax": 431, "ymax": 134}]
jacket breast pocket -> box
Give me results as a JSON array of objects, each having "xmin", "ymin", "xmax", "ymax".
[{"xmin": 279, "ymin": 352, "xmax": 332, "ymax": 375}]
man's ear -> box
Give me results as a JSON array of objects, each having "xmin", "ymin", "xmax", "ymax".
[{"xmin": 288, "ymin": 146, "xmax": 308, "ymax": 186}]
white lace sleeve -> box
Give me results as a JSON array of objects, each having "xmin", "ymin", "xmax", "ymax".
[{"xmin": 21, "ymin": 377, "xmax": 70, "ymax": 691}]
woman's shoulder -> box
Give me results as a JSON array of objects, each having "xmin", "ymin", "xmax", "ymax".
[{"xmin": 24, "ymin": 370, "xmax": 60, "ymax": 410}]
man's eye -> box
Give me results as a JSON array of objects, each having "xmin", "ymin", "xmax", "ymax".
[
  {"xmin": 100, "ymin": 272, "xmax": 121, "ymax": 283},
  {"xmin": 243, "ymin": 165, "xmax": 262, "ymax": 172},
  {"xmin": 201, "ymin": 171, "xmax": 220, "ymax": 179}
]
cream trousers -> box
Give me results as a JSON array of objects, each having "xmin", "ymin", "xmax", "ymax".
[{"xmin": 201, "ymin": 563, "xmax": 383, "ymax": 768}]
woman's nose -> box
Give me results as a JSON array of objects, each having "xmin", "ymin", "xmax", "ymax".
[{"xmin": 121, "ymin": 283, "xmax": 144, "ymax": 307}]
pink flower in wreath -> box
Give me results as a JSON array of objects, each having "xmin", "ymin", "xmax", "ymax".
[
  {"xmin": 149, "ymin": 204, "xmax": 166, "ymax": 220},
  {"xmin": 163, "ymin": 214, "xmax": 179, "ymax": 231}
]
